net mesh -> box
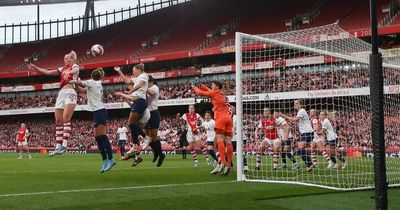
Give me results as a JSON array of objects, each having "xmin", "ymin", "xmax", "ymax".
[{"xmin": 235, "ymin": 23, "xmax": 400, "ymax": 190}]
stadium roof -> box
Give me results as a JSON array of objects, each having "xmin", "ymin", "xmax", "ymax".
[{"xmin": 0, "ymin": 0, "xmax": 105, "ymax": 7}]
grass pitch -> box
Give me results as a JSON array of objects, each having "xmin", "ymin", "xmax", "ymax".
[{"xmin": 0, "ymin": 153, "xmax": 399, "ymax": 210}]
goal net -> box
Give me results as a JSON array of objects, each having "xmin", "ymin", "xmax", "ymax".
[{"xmin": 234, "ymin": 23, "xmax": 400, "ymax": 190}]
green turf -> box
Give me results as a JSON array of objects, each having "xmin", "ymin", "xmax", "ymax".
[{"xmin": 0, "ymin": 153, "xmax": 399, "ymax": 210}]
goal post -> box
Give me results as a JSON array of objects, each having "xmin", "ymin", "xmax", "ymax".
[{"xmin": 234, "ymin": 23, "xmax": 400, "ymax": 190}]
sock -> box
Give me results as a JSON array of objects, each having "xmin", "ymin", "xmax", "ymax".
[
  {"xmin": 217, "ymin": 141, "xmax": 226, "ymax": 164},
  {"xmin": 95, "ymin": 136, "xmax": 107, "ymax": 161},
  {"xmin": 120, "ymin": 144, "xmax": 125, "ymax": 156},
  {"xmin": 62, "ymin": 122, "xmax": 72, "ymax": 148},
  {"xmin": 182, "ymin": 149, "xmax": 186, "ymax": 159},
  {"xmin": 337, "ymin": 153, "xmax": 346, "ymax": 163},
  {"xmin": 55, "ymin": 126, "xmax": 63, "ymax": 149},
  {"xmin": 129, "ymin": 124, "xmax": 142, "ymax": 145},
  {"xmin": 281, "ymin": 152, "xmax": 287, "ymax": 164},
  {"xmin": 311, "ymin": 151, "xmax": 317, "ymax": 165},
  {"xmin": 243, "ymin": 153, "xmax": 248, "ymax": 166},
  {"xmin": 300, "ymin": 148, "xmax": 312, "ymax": 167},
  {"xmin": 208, "ymin": 150, "xmax": 218, "ymax": 162},
  {"xmin": 331, "ymin": 156, "xmax": 337, "ymax": 164},
  {"xmin": 142, "ymin": 137, "xmax": 152, "ymax": 150},
  {"xmin": 273, "ymin": 152, "xmax": 279, "ymax": 168},
  {"xmin": 322, "ymin": 150, "xmax": 330, "ymax": 162},
  {"xmin": 100, "ymin": 135, "xmax": 113, "ymax": 160},
  {"xmin": 127, "ymin": 146, "xmax": 136, "ymax": 155},
  {"xmin": 256, "ymin": 151, "xmax": 261, "ymax": 167},
  {"xmin": 215, "ymin": 151, "xmax": 221, "ymax": 164},
  {"xmin": 287, "ymin": 152, "xmax": 296, "ymax": 163},
  {"xmin": 191, "ymin": 150, "xmax": 198, "ymax": 162},
  {"xmin": 226, "ymin": 143, "xmax": 233, "ymax": 167},
  {"xmin": 153, "ymin": 139, "xmax": 162, "ymax": 156},
  {"xmin": 202, "ymin": 147, "xmax": 209, "ymax": 160}
]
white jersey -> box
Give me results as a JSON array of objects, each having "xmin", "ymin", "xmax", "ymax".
[
  {"xmin": 181, "ymin": 113, "xmax": 201, "ymax": 134},
  {"xmin": 275, "ymin": 116, "xmax": 292, "ymax": 139},
  {"xmin": 147, "ymin": 85, "xmax": 159, "ymax": 111},
  {"xmin": 82, "ymin": 79, "xmax": 105, "ymax": 111},
  {"xmin": 321, "ymin": 118, "xmax": 338, "ymax": 141},
  {"xmin": 131, "ymin": 73, "xmax": 149, "ymax": 100},
  {"xmin": 202, "ymin": 119, "xmax": 215, "ymax": 142},
  {"xmin": 232, "ymin": 115, "xmax": 247, "ymax": 142},
  {"xmin": 117, "ymin": 127, "xmax": 128, "ymax": 140},
  {"xmin": 296, "ymin": 108, "xmax": 314, "ymax": 134}
]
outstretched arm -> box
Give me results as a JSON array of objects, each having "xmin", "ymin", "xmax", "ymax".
[
  {"xmin": 193, "ymin": 86, "xmax": 212, "ymax": 97},
  {"xmin": 200, "ymin": 84, "xmax": 211, "ymax": 91},
  {"xmin": 114, "ymin": 66, "xmax": 133, "ymax": 85},
  {"xmin": 28, "ymin": 64, "xmax": 59, "ymax": 76}
]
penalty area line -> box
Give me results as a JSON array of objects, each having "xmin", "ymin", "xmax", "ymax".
[{"xmin": 0, "ymin": 181, "xmax": 236, "ymax": 197}]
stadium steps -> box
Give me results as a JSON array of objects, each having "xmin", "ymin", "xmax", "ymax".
[{"xmin": 286, "ymin": 0, "xmax": 329, "ymax": 31}]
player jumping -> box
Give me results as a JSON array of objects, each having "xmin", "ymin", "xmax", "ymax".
[
  {"xmin": 28, "ymin": 51, "xmax": 79, "ymax": 156},
  {"xmin": 194, "ymin": 82, "xmax": 233, "ymax": 175},
  {"xmin": 72, "ymin": 68, "xmax": 115, "ymax": 173},
  {"xmin": 114, "ymin": 64, "xmax": 151, "ymax": 167}
]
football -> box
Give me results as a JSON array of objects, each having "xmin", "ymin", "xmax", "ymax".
[{"xmin": 90, "ymin": 44, "xmax": 104, "ymax": 56}]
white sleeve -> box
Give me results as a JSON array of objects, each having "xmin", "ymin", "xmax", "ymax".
[
  {"xmin": 210, "ymin": 120, "xmax": 215, "ymax": 129},
  {"xmin": 257, "ymin": 121, "xmax": 263, "ymax": 129},
  {"xmin": 321, "ymin": 119, "xmax": 328, "ymax": 130},
  {"xmin": 275, "ymin": 117, "xmax": 286, "ymax": 126},
  {"xmin": 181, "ymin": 114, "xmax": 187, "ymax": 122},
  {"xmin": 81, "ymin": 80, "xmax": 93, "ymax": 88},
  {"xmin": 297, "ymin": 109, "xmax": 306, "ymax": 119}
]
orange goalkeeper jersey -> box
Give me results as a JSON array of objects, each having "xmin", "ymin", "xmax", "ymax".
[{"xmin": 193, "ymin": 84, "xmax": 230, "ymax": 118}]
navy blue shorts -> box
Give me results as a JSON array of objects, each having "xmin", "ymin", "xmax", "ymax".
[
  {"xmin": 281, "ymin": 138, "xmax": 293, "ymax": 146},
  {"xmin": 206, "ymin": 141, "xmax": 214, "ymax": 146},
  {"xmin": 146, "ymin": 110, "xmax": 161, "ymax": 129},
  {"xmin": 93, "ymin": 108, "xmax": 107, "ymax": 128},
  {"xmin": 232, "ymin": 139, "xmax": 247, "ymax": 151},
  {"xmin": 131, "ymin": 98, "xmax": 147, "ymax": 114},
  {"xmin": 327, "ymin": 139, "xmax": 338, "ymax": 146},
  {"xmin": 118, "ymin": 140, "xmax": 127, "ymax": 145},
  {"xmin": 298, "ymin": 132, "xmax": 313, "ymax": 143}
]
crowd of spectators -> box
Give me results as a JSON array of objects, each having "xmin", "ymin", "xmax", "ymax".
[
  {"xmin": 1, "ymin": 67, "xmax": 399, "ymax": 110},
  {"xmin": 1, "ymin": 110, "xmax": 399, "ymax": 151}
]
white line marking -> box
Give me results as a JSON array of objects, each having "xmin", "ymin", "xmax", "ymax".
[
  {"xmin": 0, "ymin": 166, "xmax": 209, "ymax": 174},
  {"xmin": 0, "ymin": 181, "xmax": 236, "ymax": 197}
]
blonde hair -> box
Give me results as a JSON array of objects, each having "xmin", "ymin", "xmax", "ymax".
[{"xmin": 66, "ymin": 50, "xmax": 77, "ymax": 62}]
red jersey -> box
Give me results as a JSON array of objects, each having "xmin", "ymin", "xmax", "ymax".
[
  {"xmin": 17, "ymin": 128, "xmax": 27, "ymax": 142},
  {"xmin": 58, "ymin": 64, "xmax": 79, "ymax": 88},
  {"xmin": 258, "ymin": 117, "xmax": 278, "ymax": 140},
  {"xmin": 182, "ymin": 113, "xmax": 200, "ymax": 134},
  {"xmin": 311, "ymin": 117, "xmax": 321, "ymax": 130}
]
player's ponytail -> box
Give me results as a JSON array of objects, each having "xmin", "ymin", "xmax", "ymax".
[{"xmin": 148, "ymin": 75, "xmax": 157, "ymax": 85}]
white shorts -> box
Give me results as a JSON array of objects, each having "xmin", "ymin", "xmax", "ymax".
[
  {"xmin": 55, "ymin": 89, "xmax": 77, "ymax": 109},
  {"xmin": 187, "ymin": 131, "xmax": 201, "ymax": 143},
  {"xmin": 139, "ymin": 109, "xmax": 150, "ymax": 124},
  {"xmin": 264, "ymin": 138, "xmax": 280, "ymax": 147},
  {"xmin": 17, "ymin": 141, "xmax": 28, "ymax": 146},
  {"xmin": 313, "ymin": 134, "xmax": 325, "ymax": 143}
]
